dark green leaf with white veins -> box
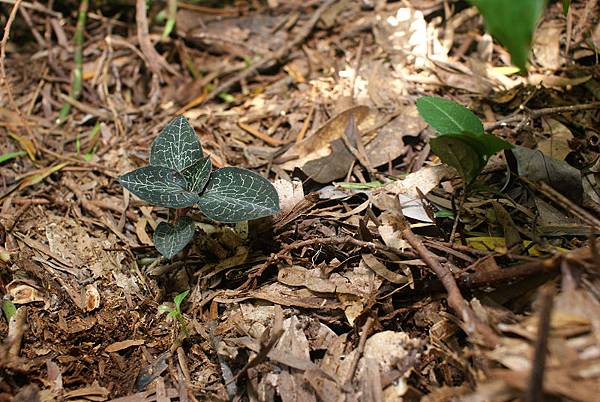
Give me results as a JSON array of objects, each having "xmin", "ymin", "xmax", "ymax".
[
  {"xmin": 153, "ymin": 217, "xmax": 195, "ymax": 259},
  {"xmin": 197, "ymin": 167, "xmax": 280, "ymax": 223},
  {"xmin": 416, "ymin": 96, "xmax": 484, "ymax": 135},
  {"xmin": 182, "ymin": 156, "xmax": 212, "ymax": 193},
  {"xmin": 150, "ymin": 115, "xmax": 203, "ymax": 172},
  {"xmin": 118, "ymin": 165, "xmax": 201, "ymax": 208}
]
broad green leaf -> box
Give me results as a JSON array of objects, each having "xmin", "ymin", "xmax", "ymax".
[
  {"xmin": 118, "ymin": 166, "xmax": 201, "ymax": 208},
  {"xmin": 470, "ymin": 0, "xmax": 547, "ymax": 71},
  {"xmin": 430, "ymin": 136, "xmax": 483, "ymax": 184},
  {"xmin": 150, "ymin": 115, "xmax": 203, "ymax": 172},
  {"xmin": 416, "ymin": 96, "xmax": 484, "ymax": 135},
  {"xmin": 153, "ymin": 217, "xmax": 195, "ymax": 258},
  {"xmin": 454, "ymin": 131, "xmax": 513, "ymax": 162},
  {"xmin": 173, "ymin": 290, "xmax": 190, "ymax": 311},
  {"xmin": 197, "ymin": 167, "xmax": 280, "ymax": 223},
  {"xmin": 182, "ymin": 157, "xmax": 212, "ymax": 193},
  {"xmin": 430, "ymin": 132, "xmax": 512, "ymax": 184}
]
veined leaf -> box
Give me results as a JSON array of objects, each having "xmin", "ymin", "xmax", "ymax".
[
  {"xmin": 182, "ymin": 156, "xmax": 212, "ymax": 193},
  {"xmin": 153, "ymin": 217, "xmax": 195, "ymax": 259},
  {"xmin": 118, "ymin": 166, "xmax": 201, "ymax": 208},
  {"xmin": 470, "ymin": 0, "xmax": 547, "ymax": 71},
  {"xmin": 430, "ymin": 136, "xmax": 483, "ymax": 184},
  {"xmin": 150, "ymin": 115, "xmax": 203, "ymax": 172},
  {"xmin": 197, "ymin": 167, "xmax": 280, "ymax": 223},
  {"xmin": 416, "ymin": 96, "xmax": 484, "ymax": 135}
]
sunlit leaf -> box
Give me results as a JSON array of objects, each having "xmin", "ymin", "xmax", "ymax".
[
  {"xmin": 153, "ymin": 217, "xmax": 195, "ymax": 259},
  {"xmin": 150, "ymin": 115, "xmax": 203, "ymax": 172},
  {"xmin": 197, "ymin": 167, "xmax": 280, "ymax": 223},
  {"xmin": 118, "ymin": 166, "xmax": 201, "ymax": 208},
  {"xmin": 416, "ymin": 96, "xmax": 484, "ymax": 135}
]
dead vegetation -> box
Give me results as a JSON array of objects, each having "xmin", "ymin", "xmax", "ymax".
[{"xmin": 1, "ymin": 0, "xmax": 600, "ymax": 401}]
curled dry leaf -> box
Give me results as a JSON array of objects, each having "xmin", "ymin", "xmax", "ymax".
[{"xmin": 277, "ymin": 106, "xmax": 370, "ymax": 183}]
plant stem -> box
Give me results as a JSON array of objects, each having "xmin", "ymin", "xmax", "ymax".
[{"xmin": 57, "ymin": 0, "xmax": 88, "ymax": 125}]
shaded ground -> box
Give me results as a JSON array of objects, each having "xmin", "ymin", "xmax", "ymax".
[{"xmin": 1, "ymin": 1, "xmax": 600, "ymax": 401}]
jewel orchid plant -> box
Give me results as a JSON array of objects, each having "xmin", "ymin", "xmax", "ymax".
[{"xmin": 118, "ymin": 116, "xmax": 280, "ymax": 258}]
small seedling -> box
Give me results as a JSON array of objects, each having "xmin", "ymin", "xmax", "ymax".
[
  {"xmin": 416, "ymin": 96, "xmax": 513, "ymax": 185},
  {"xmin": 118, "ymin": 116, "xmax": 280, "ymax": 258},
  {"xmin": 158, "ymin": 290, "xmax": 190, "ymax": 337}
]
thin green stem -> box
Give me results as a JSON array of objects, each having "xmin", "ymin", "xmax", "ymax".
[{"xmin": 57, "ymin": 0, "xmax": 88, "ymax": 125}]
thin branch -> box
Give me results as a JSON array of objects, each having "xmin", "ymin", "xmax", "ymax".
[
  {"xmin": 395, "ymin": 209, "xmax": 500, "ymax": 347},
  {"xmin": 526, "ymin": 286, "xmax": 554, "ymax": 402}
]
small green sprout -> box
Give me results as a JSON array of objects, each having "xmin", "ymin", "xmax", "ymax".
[{"xmin": 158, "ymin": 290, "xmax": 190, "ymax": 337}]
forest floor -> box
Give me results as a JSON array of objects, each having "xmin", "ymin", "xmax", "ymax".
[{"xmin": 1, "ymin": 1, "xmax": 600, "ymax": 401}]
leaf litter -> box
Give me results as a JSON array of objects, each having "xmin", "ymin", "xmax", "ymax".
[{"xmin": 1, "ymin": 0, "xmax": 600, "ymax": 401}]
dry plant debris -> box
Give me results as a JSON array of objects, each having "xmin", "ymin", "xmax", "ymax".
[{"xmin": 1, "ymin": 0, "xmax": 600, "ymax": 401}]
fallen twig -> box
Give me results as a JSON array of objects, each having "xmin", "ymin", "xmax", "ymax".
[
  {"xmin": 135, "ymin": 0, "xmax": 177, "ymax": 78},
  {"xmin": 526, "ymin": 286, "xmax": 554, "ymax": 402},
  {"xmin": 238, "ymin": 235, "xmax": 418, "ymax": 289},
  {"xmin": 396, "ymin": 209, "xmax": 500, "ymax": 347}
]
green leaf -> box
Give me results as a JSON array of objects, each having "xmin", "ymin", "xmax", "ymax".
[
  {"xmin": 416, "ymin": 96, "xmax": 484, "ymax": 135},
  {"xmin": 430, "ymin": 136, "xmax": 483, "ymax": 184},
  {"xmin": 2, "ymin": 300, "xmax": 17, "ymax": 321},
  {"xmin": 153, "ymin": 217, "xmax": 195, "ymax": 259},
  {"xmin": 0, "ymin": 150, "xmax": 26, "ymax": 164},
  {"xmin": 150, "ymin": 115, "xmax": 203, "ymax": 172},
  {"xmin": 118, "ymin": 166, "xmax": 201, "ymax": 208},
  {"xmin": 454, "ymin": 131, "xmax": 513, "ymax": 161},
  {"xmin": 562, "ymin": 0, "xmax": 571, "ymax": 15},
  {"xmin": 173, "ymin": 290, "xmax": 190, "ymax": 311},
  {"xmin": 430, "ymin": 132, "xmax": 512, "ymax": 184},
  {"xmin": 182, "ymin": 157, "xmax": 212, "ymax": 193},
  {"xmin": 197, "ymin": 167, "xmax": 280, "ymax": 223},
  {"xmin": 470, "ymin": 0, "xmax": 547, "ymax": 71}
]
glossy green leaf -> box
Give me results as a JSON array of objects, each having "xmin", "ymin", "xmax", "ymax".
[
  {"xmin": 118, "ymin": 166, "xmax": 201, "ymax": 208},
  {"xmin": 470, "ymin": 0, "xmax": 547, "ymax": 71},
  {"xmin": 416, "ymin": 96, "xmax": 484, "ymax": 135},
  {"xmin": 153, "ymin": 217, "xmax": 195, "ymax": 258},
  {"xmin": 150, "ymin": 115, "xmax": 203, "ymax": 172},
  {"xmin": 197, "ymin": 167, "xmax": 280, "ymax": 223},
  {"xmin": 182, "ymin": 156, "xmax": 212, "ymax": 193}
]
